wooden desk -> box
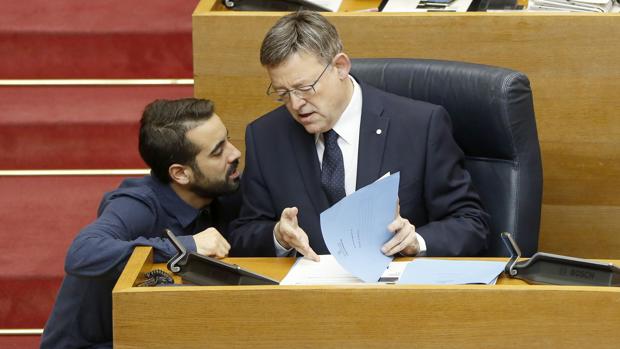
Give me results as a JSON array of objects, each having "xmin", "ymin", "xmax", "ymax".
[
  {"xmin": 192, "ymin": 1, "xmax": 620, "ymax": 259},
  {"xmin": 113, "ymin": 247, "xmax": 620, "ymax": 348}
]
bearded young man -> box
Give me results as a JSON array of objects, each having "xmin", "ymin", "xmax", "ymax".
[{"xmin": 41, "ymin": 98, "xmax": 242, "ymax": 348}]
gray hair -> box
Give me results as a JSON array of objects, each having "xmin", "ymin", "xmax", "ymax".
[{"xmin": 260, "ymin": 11, "xmax": 343, "ymax": 67}]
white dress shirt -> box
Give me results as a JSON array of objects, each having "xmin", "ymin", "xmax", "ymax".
[{"xmin": 315, "ymin": 76, "xmax": 362, "ymax": 196}]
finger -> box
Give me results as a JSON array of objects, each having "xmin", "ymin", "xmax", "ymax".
[
  {"xmin": 385, "ymin": 232, "xmax": 416, "ymax": 256},
  {"xmin": 219, "ymin": 241, "xmax": 231, "ymax": 256},
  {"xmin": 387, "ymin": 216, "xmax": 405, "ymax": 233},
  {"xmin": 286, "ymin": 230, "xmax": 318, "ymax": 260},
  {"xmin": 381, "ymin": 231, "xmax": 407, "ymax": 254},
  {"xmin": 215, "ymin": 247, "xmax": 227, "ymax": 259},
  {"xmin": 303, "ymin": 247, "xmax": 321, "ymax": 262},
  {"xmin": 213, "ymin": 248, "xmax": 222, "ymax": 258},
  {"xmin": 221, "ymin": 240, "xmax": 231, "ymax": 253},
  {"xmin": 288, "ymin": 234, "xmax": 309, "ymax": 254},
  {"xmin": 279, "ymin": 221, "xmax": 301, "ymax": 242},
  {"xmin": 280, "ymin": 208, "xmax": 299, "ymax": 232},
  {"xmin": 221, "ymin": 245, "xmax": 230, "ymax": 258},
  {"xmin": 383, "ymin": 218, "xmax": 413, "ymax": 253},
  {"xmin": 279, "ymin": 222, "xmax": 303, "ymax": 246},
  {"xmin": 281, "ymin": 207, "xmax": 298, "ymax": 220}
]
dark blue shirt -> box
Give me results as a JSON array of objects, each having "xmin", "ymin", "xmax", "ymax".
[{"xmin": 41, "ymin": 175, "xmax": 239, "ymax": 349}]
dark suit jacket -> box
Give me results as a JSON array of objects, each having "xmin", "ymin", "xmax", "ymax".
[{"xmin": 229, "ymin": 82, "xmax": 489, "ymax": 257}]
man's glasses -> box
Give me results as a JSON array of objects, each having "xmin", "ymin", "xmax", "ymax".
[{"xmin": 266, "ymin": 63, "xmax": 331, "ymax": 103}]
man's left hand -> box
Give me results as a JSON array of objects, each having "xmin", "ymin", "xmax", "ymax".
[{"xmin": 382, "ymin": 205, "xmax": 419, "ymax": 256}]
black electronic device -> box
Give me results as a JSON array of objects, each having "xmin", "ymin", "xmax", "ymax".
[
  {"xmin": 137, "ymin": 269, "xmax": 174, "ymax": 287},
  {"xmin": 501, "ymin": 232, "xmax": 620, "ymax": 286},
  {"xmin": 166, "ymin": 229, "xmax": 279, "ymax": 286},
  {"xmin": 221, "ymin": 0, "xmax": 332, "ymax": 11},
  {"xmin": 474, "ymin": 0, "xmax": 521, "ymax": 10}
]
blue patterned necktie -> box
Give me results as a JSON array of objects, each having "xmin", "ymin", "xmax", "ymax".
[{"xmin": 321, "ymin": 129, "xmax": 346, "ymax": 205}]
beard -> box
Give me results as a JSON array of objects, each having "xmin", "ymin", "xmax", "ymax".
[{"xmin": 188, "ymin": 160, "xmax": 240, "ymax": 199}]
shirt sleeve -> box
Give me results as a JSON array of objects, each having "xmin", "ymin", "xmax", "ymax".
[
  {"xmin": 415, "ymin": 233, "xmax": 427, "ymax": 256},
  {"xmin": 273, "ymin": 226, "xmax": 295, "ymax": 257},
  {"xmin": 64, "ymin": 195, "xmax": 185, "ymax": 279}
]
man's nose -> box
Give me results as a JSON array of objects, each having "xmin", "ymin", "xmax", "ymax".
[
  {"xmin": 288, "ymin": 92, "xmax": 306, "ymax": 110},
  {"xmin": 229, "ymin": 143, "xmax": 241, "ymax": 162}
]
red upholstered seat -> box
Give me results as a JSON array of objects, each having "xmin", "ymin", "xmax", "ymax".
[
  {"xmin": 0, "ymin": 85, "xmax": 193, "ymax": 169},
  {"xmin": 0, "ymin": 175, "xmax": 129, "ymax": 328},
  {"xmin": 0, "ymin": 0, "xmax": 199, "ymax": 79},
  {"xmin": 0, "ymin": 336, "xmax": 41, "ymax": 349},
  {"xmin": 0, "ymin": 0, "xmax": 199, "ymax": 334}
]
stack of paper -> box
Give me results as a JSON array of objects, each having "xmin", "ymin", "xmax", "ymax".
[
  {"xmin": 397, "ymin": 259, "xmax": 506, "ymax": 285},
  {"xmin": 280, "ymin": 255, "xmax": 409, "ymax": 285},
  {"xmin": 382, "ymin": 0, "xmax": 422, "ymax": 11},
  {"xmin": 282, "ymin": 172, "xmax": 402, "ymax": 285},
  {"xmin": 280, "ymin": 255, "xmax": 363, "ymax": 285},
  {"xmin": 382, "ymin": 0, "xmax": 473, "ymax": 12},
  {"xmin": 306, "ymin": 0, "xmax": 343, "ymax": 12},
  {"xmin": 280, "ymin": 171, "xmax": 506, "ymax": 286},
  {"xmin": 528, "ymin": 0, "xmax": 613, "ymax": 13},
  {"xmin": 280, "ymin": 256, "xmax": 507, "ymax": 285}
]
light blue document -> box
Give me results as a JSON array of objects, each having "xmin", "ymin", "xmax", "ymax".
[
  {"xmin": 397, "ymin": 259, "xmax": 507, "ymax": 285},
  {"xmin": 320, "ymin": 172, "xmax": 399, "ymax": 283}
]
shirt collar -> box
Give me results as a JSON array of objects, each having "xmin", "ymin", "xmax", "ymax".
[
  {"xmin": 148, "ymin": 175, "xmax": 202, "ymax": 229},
  {"xmin": 315, "ymin": 75, "xmax": 363, "ymax": 144}
]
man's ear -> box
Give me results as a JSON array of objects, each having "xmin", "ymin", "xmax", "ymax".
[
  {"xmin": 169, "ymin": 164, "xmax": 191, "ymax": 185},
  {"xmin": 333, "ymin": 53, "xmax": 352, "ymax": 80}
]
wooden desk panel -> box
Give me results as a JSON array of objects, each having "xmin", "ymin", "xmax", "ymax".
[
  {"xmin": 193, "ymin": 1, "xmax": 620, "ymax": 258},
  {"xmin": 113, "ymin": 247, "xmax": 620, "ymax": 348}
]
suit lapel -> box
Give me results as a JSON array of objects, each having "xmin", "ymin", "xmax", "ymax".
[
  {"xmin": 289, "ymin": 122, "xmax": 330, "ymax": 213},
  {"xmin": 356, "ymin": 83, "xmax": 390, "ymax": 190},
  {"xmin": 287, "ymin": 81, "xmax": 389, "ymax": 209}
]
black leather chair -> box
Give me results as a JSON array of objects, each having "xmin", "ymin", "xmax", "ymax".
[{"xmin": 351, "ymin": 59, "xmax": 543, "ymax": 256}]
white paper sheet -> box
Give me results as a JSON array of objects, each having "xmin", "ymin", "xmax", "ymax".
[
  {"xmin": 280, "ymin": 255, "xmax": 409, "ymax": 285},
  {"xmin": 397, "ymin": 259, "xmax": 507, "ymax": 285},
  {"xmin": 306, "ymin": 0, "xmax": 343, "ymax": 11},
  {"xmin": 382, "ymin": 0, "xmax": 422, "ymax": 11}
]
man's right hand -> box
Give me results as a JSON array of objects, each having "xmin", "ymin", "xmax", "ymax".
[
  {"xmin": 275, "ymin": 207, "xmax": 320, "ymax": 262},
  {"xmin": 193, "ymin": 228, "xmax": 230, "ymax": 258}
]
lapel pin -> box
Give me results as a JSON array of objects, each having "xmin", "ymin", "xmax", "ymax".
[{"xmin": 376, "ymin": 129, "xmax": 382, "ymax": 135}]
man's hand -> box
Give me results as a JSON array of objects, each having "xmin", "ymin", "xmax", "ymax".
[
  {"xmin": 193, "ymin": 227, "xmax": 231, "ymax": 258},
  {"xmin": 382, "ymin": 204, "xmax": 419, "ymax": 256},
  {"xmin": 275, "ymin": 207, "xmax": 320, "ymax": 262}
]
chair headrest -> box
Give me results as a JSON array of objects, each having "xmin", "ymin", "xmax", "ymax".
[{"xmin": 351, "ymin": 58, "xmax": 536, "ymax": 161}]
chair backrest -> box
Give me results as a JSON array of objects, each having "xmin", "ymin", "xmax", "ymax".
[{"xmin": 351, "ymin": 58, "xmax": 543, "ymax": 256}]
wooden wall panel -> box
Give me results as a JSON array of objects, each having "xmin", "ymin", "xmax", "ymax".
[
  {"xmin": 193, "ymin": 2, "xmax": 620, "ymax": 258},
  {"xmin": 540, "ymin": 205, "xmax": 620, "ymax": 257}
]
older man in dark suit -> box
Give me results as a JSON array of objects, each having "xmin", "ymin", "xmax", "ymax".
[{"xmin": 229, "ymin": 11, "xmax": 489, "ymax": 260}]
